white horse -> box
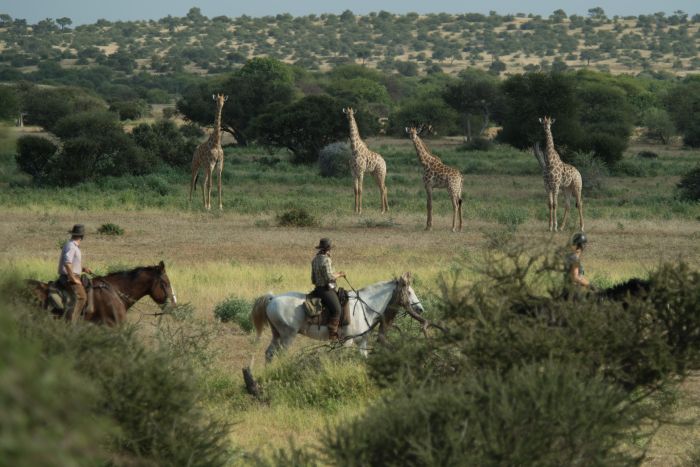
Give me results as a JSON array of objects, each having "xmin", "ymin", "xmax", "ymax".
[{"xmin": 251, "ymin": 272, "xmax": 424, "ymax": 361}]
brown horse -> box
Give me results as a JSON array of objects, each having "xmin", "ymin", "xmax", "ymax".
[{"xmin": 29, "ymin": 261, "xmax": 177, "ymax": 325}]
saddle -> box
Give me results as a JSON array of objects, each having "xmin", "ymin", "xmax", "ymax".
[
  {"xmin": 304, "ymin": 287, "xmax": 351, "ymax": 327},
  {"xmin": 47, "ymin": 275, "xmax": 95, "ymax": 317}
]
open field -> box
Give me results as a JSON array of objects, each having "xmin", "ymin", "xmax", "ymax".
[{"xmin": 1, "ymin": 125, "xmax": 700, "ymax": 462}]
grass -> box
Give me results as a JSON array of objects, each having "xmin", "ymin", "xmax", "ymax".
[{"xmin": 2, "ymin": 124, "xmax": 700, "ymax": 462}]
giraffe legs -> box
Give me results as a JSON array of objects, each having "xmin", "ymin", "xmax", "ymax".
[
  {"xmin": 560, "ymin": 192, "xmax": 572, "ymax": 231},
  {"xmin": 425, "ymin": 186, "xmax": 433, "ymax": 231},
  {"xmin": 548, "ymin": 191, "xmax": 555, "ymax": 232},
  {"xmin": 189, "ymin": 160, "xmax": 200, "ymax": 203},
  {"xmin": 353, "ymin": 173, "xmax": 364, "ymax": 214},
  {"xmin": 575, "ymin": 189, "xmax": 584, "ymax": 232},
  {"xmin": 373, "ymin": 172, "xmax": 388, "ymax": 213},
  {"xmin": 217, "ymin": 159, "xmax": 223, "ymax": 210}
]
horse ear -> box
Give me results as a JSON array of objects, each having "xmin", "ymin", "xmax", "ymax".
[{"xmin": 158, "ymin": 260, "xmax": 165, "ymax": 272}]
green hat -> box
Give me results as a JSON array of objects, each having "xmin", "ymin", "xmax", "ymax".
[
  {"xmin": 315, "ymin": 238, "xmax": 332, "ymax": 250},
  {"xmin": 68, "ymin": 224, "xmax": 85, "ymax": 237}
]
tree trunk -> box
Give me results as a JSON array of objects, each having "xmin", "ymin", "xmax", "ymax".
[{"xmin": 465, "ymin": 114, "xmax": 472, "ymax": 142}]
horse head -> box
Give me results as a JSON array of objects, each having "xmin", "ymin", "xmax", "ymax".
[
  {"xmin": 147, "ymin": 261, "xmax": 177, "ymax": 308},
  {"xmin": 396, "ymin": 271, "xmax": 424, "ymax": 315}
]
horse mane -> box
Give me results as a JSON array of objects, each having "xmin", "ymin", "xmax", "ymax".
[{"xmin": 102, "ymin": 265, "xmax": 160, "ymax": 280}]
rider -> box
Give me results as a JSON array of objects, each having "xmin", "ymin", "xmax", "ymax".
[
  {"xmin": 566, "ymin": 232, "xmax": 593, "ymax": 291},
  {"xmin": 311, "ymin": 237, "xmax": 346, "ymax": 340},
  {"xmin": 58, "ymin": 224, "xmax": 92, "ymax": 322}
]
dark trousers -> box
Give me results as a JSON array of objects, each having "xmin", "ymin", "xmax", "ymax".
[{"xmin": 313, "ymin": 286, "xmax": 341, "ymax": 319}]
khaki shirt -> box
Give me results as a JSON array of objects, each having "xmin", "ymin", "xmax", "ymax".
[
  {"xmin": 311, "ymin": 253, "xmax": 335, "ymax": 287},
  {"xmin": 58, "ymin": 239, "xmax": 82, "ymax": 276}
]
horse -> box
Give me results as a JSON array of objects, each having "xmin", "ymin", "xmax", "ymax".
[
  {"xmin": 251, "ymin": 272, "xmax": 424, "ymax": 361},
  {"xmin": 28, "ymin": 261, "xmax": 177, "ymax": 326}
]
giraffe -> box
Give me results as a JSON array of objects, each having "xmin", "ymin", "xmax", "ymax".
[
  {"xmin": 189, "ymin": 94, "xmax": 227, "ymax": 210},
  {"xmin": 342, "ymin": 107, "xmax": 388, "ymax": 214},
  {"xmin": 406, "ymin": 126, "xmax": 463, "ymax": 232},
  {"xmin": 537, "ymin": 116, "xmax": 584, "ymax": 232}
]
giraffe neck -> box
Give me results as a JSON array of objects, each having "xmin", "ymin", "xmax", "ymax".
[
  {"xmin": 212, "ymin": 103, "xmax": 223, "ymax": 146},
  {"xmin": 543, "ymin": 125, "xmax": 562, "ymax": 167},
  {"xmin": 348, "ymin": 116, "xmax": 368, "ymax": 156},
  {"xmin": 411, "ymin": 135, "xmax": 434, "ymax": 168}
]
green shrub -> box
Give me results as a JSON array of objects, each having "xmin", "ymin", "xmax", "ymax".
[
  {"xmin": 637, "ymin": 150, "xmax": 659, "ymax": 159},
  {"xmin": 0, "ymin": 307, "xmax": 113, "ymax": 466},
  {"xmin": 213, "ymin": 295, "xmax": 252, "ymax": 332},
  {"xmin": 15, "ymin": 135, "xmax": 57, "ymax": 180},
  {"xmin": 15, "ymin": 310, "xmax": 233, "ymax": 466},
  {"xmin": 569, "ymin": 151, "xmax": 608, "ymax": 196},
  {"xmin": 260, "ymin": 351, "xmax": 376, "ymax": 410},
  {"xmin": 326, "ymin": 362, "xmax": 646, "ymax": 466},
  {"xmin": 318, "ymin": 141, "xmax": 351, "ymax": 178},
  {"xmin": 678, "ymin": 165, "xmax": 700, "ymax": 202},
  {"xmin": 97, "ymin": 223, "xmax": 124, "ymax": 236},
  {"xmin": 276, "ymin": 207, "xmax": 318, "ymax": 227}
]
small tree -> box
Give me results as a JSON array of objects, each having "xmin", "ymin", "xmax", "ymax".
[
  {"xmin": 318, "ymin": 142, "xmax": 351, "ymax": 178},
  {"xmin": 15, "ymin": 136, "xmax": 57, "ymax": 180},
  {"xmin": 643, "ymin": 108, "xmax": 676, "ymax": 144},
  {"xmin": 252, "ymin": 95, "xmax": 346, "ymax": 164},
  {"xmin": 678, "ymin": 165, "xmax": 700, "ymax": 202}
]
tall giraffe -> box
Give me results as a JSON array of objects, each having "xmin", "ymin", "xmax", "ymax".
[
  {"xmin": 537, "ymin": 116, "xmax": 584, "ymax": 232},
  {"xmin": 189, "ymin": 94, "xmax": 227, "ymax": 210},
  {"xmin": 342, "ymin": 107, "xmax": 388, "ymax": 214},
  {"xmin": 406, "ymin": 126, "xmax": 463, "ymax": 232}
]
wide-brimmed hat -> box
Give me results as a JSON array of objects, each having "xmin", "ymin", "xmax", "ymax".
[
  {"xmin": 315, "ymin": 237, "xmax": 332, "ymax": 250},
  {"xmin": 68, "ymin": 224, "xmax": 85, "ymax": 237}
]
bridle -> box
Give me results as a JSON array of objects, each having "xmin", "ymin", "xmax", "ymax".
[{"xmin": 342, "ymin": 277, "xmax": 422, "ymax": 336}]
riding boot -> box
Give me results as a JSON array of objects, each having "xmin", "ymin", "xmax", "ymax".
[{"xmin": 327, "ymin": 317, "xmax": 341, "ymax": 341}]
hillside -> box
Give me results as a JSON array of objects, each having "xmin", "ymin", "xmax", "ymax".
[{"xmin": 1, "ymin": 8, "xmax": 699, "ymax": 78}]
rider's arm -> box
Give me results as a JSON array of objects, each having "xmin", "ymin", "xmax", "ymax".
[
  {"xmin": 569, "ymin": 265, "xmax": 590, "ymax": 288},
  {"xmin": 64, "ymin": 263, "xmax": 81, "ymax": 284}
]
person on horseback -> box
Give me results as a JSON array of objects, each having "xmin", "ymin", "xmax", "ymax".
[
  {"xmin": 57, "ymin": 224, "xmax": 92, "ymax": 322},
  {"xmin": 566, "ymin": 232, "xmax": 593, "ymax": 291},
  {"xmin": 311, "ymin": 237, "xmax": 346, "ymax": 340}
]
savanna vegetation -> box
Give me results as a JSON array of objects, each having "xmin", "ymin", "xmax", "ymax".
[{"xmin": 2, "ymin": 6, "xmax": 700, "ymax": 467}]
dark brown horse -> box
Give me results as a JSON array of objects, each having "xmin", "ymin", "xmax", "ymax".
[{"xmin": 29, "ymin": 261, "xmax": 176, "ymax": 325}]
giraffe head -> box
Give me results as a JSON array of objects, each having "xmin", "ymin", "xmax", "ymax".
[
  {"xmin": 342, "ymin": 107, "xmax": 355, "ymax": 120},
  {"xmin": 212, "ymin": 94, "xmax": 228, "ymax": 110},
  {"xmin": 405, "ymin": 124, "xmax": 432, "ymax": 141},
  {"xmin": 539, "ymin": 116, "xmax": 556, "ymax": 130}
]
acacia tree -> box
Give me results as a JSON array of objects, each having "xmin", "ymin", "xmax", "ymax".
[
  {"xmin": 177, "ymin": 57, "xmax": 296, "ymax": 145},
  {"xmin": 443, "ymin": 70, "xmax": 505, "ymax": 141}
]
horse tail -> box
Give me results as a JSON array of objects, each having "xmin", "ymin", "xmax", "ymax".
[{"xmin": 251, "ymin": 293, "xmax": 273, "ymax": 342}]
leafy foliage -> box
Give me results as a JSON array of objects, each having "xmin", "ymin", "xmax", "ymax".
[
  {"xmin": 97, "ymin": 223, "xmax": 124, "ymax": 236},
  {"xmin": 252, "ymin": 94, "xmax": 346, "ymax": 163},
  {"xmin": 15, "ymin": 135, "xmax": 57, "ymax": 180},
  {"xmin": 276, "ymin": 207, "xmax": 318, "ymax": 227},
  {"xmin": 213, "ymin": 295, "xmax": 253, "ymax": 332},
  {"xmin": 677, "ymin": 165, "xmax": 700, "ymax": 202},
  {"xmin": 131, "ymin": 119, "xmax": 199, "ymax": 168}
]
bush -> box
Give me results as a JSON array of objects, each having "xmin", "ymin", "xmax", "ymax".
[
  {"xmin": 15, "ymin": 135, "xmax": 57, "ymax": 180},
  {"xmin": 677, "ymin": 165, "xmax": 700, "ymax": 202},
  {"xmin": 326, "ymin": 362, "xmax": 646, "ymax": 466},
  {"xmin": 637, "ymin": 150, "xmax": 659, "ymax": 159},
  {"xmin": 569, "ymin": 151, "xmax": 608, "ymax": 196},
  {"xmin": 459, "ymin": 137, "xmax": 493, "ymax": 151},
  {"xmin": 584, "ymin": 132, "xmax": 628, "ymax": 166},
  {"xmin": 131, "ymin": 119, "xmax": 199, "ymax": 168},
  {"xmin": 16, "ymin": 313, "xmax": 233, "ymax": 466},
  {"xmin": 97, "ymin": 223, "xmax": 124, "ymax": 236},
  {"xmin": 260, "ymin": 351, "xmax": 376, "ymax": 410},
  {"xmin": 108, "ymin": 100, "xmax": 148, "ymax": 121},
  {"xmin": 276, "ymin": 207, "xmax": 318, "ymax": 227},
  {"xmin": 318, "ymin": 142, "xmax": 351, "ymax": 178},
  {"xmin": 0, "ymin": 306, "xmax": 113, "ymax": 466},
  {"xmin": 213, "ymin": 295, "xmax": 252, "ymax": 332}
]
